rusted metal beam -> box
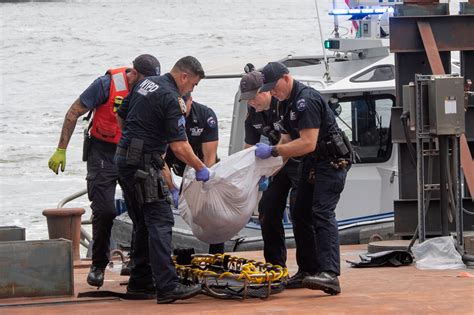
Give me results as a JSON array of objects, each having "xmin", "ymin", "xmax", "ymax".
[
  {"xmin": 390, "ymin": 15, "xmax": 474, "ymax": 52},
  {"xmin": 416, "ymin": 20, "xmax": 445, "ymax": 75},
  {"xmin": 461, "ymin": 134, "xmax": 474, "ymax": 201}
]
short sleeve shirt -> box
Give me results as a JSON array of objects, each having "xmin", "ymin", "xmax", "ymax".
[
  {"xmin": 118, "ymin": 73, "xmax": 187, "ymax": 154},
  {"xmin": 165, "ymin": 101, "xmax": 219, "ymax": 175},
  {"xmin": 79, "ymin": 75, "xmax": 111, "ymax": 110},
  {"xmin": 281, "ymin": 80, "xmax": 338, "ymax": 144},
  {"xmin": 244, "ymin": 97, "xmax": 283, "ymax": 146}
]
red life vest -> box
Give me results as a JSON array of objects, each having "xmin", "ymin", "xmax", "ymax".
[{"xmin": 90, "ymin": 67, "xmax": 129, "ymax": 144}]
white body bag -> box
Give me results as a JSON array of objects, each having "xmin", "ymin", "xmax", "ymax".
[{"xmin": 178, "ymin": 147, "xmax": 283, "ymax": 244}]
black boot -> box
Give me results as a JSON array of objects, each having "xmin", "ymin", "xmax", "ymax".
[
  {"xmin": 127, "ymin": 280, "xmax": 156, "ymax": 299},
  {"xmin": 87, "ymin": 266, "xmax": 105, "ymax": 288},
  {"xmin": 285, "ymin": 271, "xmax": 310, "ymax": 289},
  {"xmin": 156, "ymin": 283, "xmax": 201, "ymax": 304},
  {"xmin": 302, "ymin": 271, "xmax": 341, "ymax": 295}
]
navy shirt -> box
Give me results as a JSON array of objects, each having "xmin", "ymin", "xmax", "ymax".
[
  {"xmin": 165, "ymin": 101, "xmax": 218, "ymax": 176},
  {"xmin": 79, "ymin": 75, "xmax": 111, "ymax": 110},
  {"xmin": 117, "ymin": 73, "xmax": 187, "ymax": 154},
  {"xmin": 245, "ymin": 97, "xmax": 283, "ymax": 146},
  {"xmin": 281, "ymin": 80, "xmax": 338, "ymax": 151}
]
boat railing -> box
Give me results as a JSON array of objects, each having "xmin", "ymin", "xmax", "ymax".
[{"xmin": 57, "ymin": 188, "xmax": 92, "ymax": 250}]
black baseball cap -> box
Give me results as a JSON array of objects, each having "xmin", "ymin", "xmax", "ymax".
[
  {"xmin": 259, "ymin": 62, "xmax": 289, "ymax": 92},
  {"xmin": 133, "ymin": 54, "xmax": 161, "ymax": 76},
  {"xmin": 239, "ymin": 71, "xmax": 264, "ymax": 101}
]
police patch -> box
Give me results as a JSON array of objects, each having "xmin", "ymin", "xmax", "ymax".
[
  {"xmin": 178, "ymin": 115, "xmax": 186, "ymax": 127},
  {"xmin": 290, "ymin": 111, "xmax": 297, "ymax": 120},
  {"xmin": 178, "ymin": 97, "xmax": 186, "ymax": 114},
  {"xmin": 207, "ymin": 116, "xmax": 217, "ymax": 128},
  {"xmin": 296, "ymin": 98, "xmax": 307, "ymax": 111},
  {"xmin": 190, "ymin": 126, "xmax": 204, "ymax": 136}
]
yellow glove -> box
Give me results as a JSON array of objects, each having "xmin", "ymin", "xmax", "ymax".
[{"xmin": 48, "ymin": 148, "xmax": 66, "ymax": 174}]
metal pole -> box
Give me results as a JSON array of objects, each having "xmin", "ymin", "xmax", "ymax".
[
  {"xmin": 333, "ymin": 0, "xmax": 340, "ymax": 38},
  {"xmin": 439, "ymin": 136, "xmax": 449, "ymax": 236},
  {"xmin": 415, "ymin": 76, "xmax": 426, "ymax": 242},
  {"xmin": 314, "ymin": 0, "xmax": 331, "ymax": 81},
  {"xmin": 453, "ymin": 135, "xmax": 464, "ymax": 248}
]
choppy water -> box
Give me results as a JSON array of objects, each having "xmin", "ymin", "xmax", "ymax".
[{"xmin": 0, "ymin": 0, "xmax": 461, "ymax": 240}]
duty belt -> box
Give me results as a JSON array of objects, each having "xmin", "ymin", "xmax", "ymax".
[{"xmin": 116, "ymin": 146, "xmax": 165, "ymax": 170}]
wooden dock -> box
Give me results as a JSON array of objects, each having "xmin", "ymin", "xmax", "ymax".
[{"xmin": 1, "ymin": 245, "xmax": 473, "ymax": 314}]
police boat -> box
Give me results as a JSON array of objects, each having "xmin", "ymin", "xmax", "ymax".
[
  {"xmin": 74, "ymin": 0, "xmax": 464, "ymax": 255},
  {"xmin": 109, "ymin": 1, "xmax": 406, "ymax": 254}
]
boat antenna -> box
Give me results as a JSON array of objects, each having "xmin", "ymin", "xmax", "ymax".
[
  {"xmin": 314, "ymin": 0, "xmax": 331, "ymax": 82},
  {"xmin": 332, "ymin": 0, "xmax": 340, "ymax": 38}
]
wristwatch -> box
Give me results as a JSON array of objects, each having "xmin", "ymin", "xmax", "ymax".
[{"xmin": 270, "ymin": 146, "xmax": 279, "ymax": 157}]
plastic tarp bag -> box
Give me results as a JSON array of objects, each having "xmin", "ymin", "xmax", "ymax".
[
  {"xmin": 411, "ymin": 236, "xmax": 465, "ymax": 270},
  {"xmin": 178, "ymin": 147, "xmax": 283, "ymax": 244}
]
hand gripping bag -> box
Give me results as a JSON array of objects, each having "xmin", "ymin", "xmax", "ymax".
[{"xmin": 179, "ymin": 147, "xmax": 283, "ymax": 244}]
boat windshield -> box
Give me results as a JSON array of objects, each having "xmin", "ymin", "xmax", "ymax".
[
  {"xmin": 332, "ymin": 94, "xmax": 394, "ymax": 163},
  {"xmin": 350, "ymin": 65, "xmax": 395, "ymax": 83}
]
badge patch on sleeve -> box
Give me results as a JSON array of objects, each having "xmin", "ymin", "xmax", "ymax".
[
  {"xmin": 207, "ymin": 116, "xmax": 217, "ymax": 128},
  {"xmin": 178, "ymin": 97, "xmax": 187, "ymax": 114},
  {"xmin": 178, "ymin": 115, "xmax": 186, "ymax": 127},
  {"xmin": 296, "ymin": 98, "xmax": 307, "ymax": 111}
]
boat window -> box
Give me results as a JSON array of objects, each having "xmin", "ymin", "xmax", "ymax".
[
  {"xmin": 350, "ymin": 65, "xmax": 394, "ymax": 82},
  {"xmin": 333, "ymin": 95, "xmax": 394, "ymax": 163}
]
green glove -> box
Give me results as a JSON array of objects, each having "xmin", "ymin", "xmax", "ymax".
[{"xmin": 48, "ymin": 148, "xmax": 66, "ymax": 174}]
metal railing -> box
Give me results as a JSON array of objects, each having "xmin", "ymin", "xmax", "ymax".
[{"xmin": 56, "ymin": 188, "xmax": 92, "ymax": 250}]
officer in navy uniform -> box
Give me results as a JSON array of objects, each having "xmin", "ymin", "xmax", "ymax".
[
  {"xmin": 48, "ymin": 54, "xmax": 161, "ymax": 288},
  {"xmin": 115, "ymin": 56, "xmax": 208, "ymax": 304},
  {"xmin": 239, "ymin": 71, "xmax": 305, "ymax": 281},
  {"xmin": 254, "ymin": 62, "xmax": 352, "ymax": 295},
  {"xmin": 164, "ymin": 93, "xmax": 224, "ymax": 254}
]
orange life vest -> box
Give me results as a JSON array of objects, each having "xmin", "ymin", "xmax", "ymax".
[{"xmin": 90, "ymin": 67, "xmax": 129, "ymax": 144}]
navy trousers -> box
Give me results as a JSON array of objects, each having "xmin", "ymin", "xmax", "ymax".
[
  {"xmin": 86, "ymin": 139, "xmax": 122, "ymax": 269},
  {"xmin": 258, "ymin": 159, "xmax": 299, "ymax": 267},
  {"xmin": 116, "ymin": 154, "xmax": 178, "ymax": 294},
  {"xmin": 293, "ymin": 157, "xmax": 348, "ymax": 275}
]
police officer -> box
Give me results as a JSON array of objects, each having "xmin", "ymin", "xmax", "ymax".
[
  {"xmin": 239, "ymin": 71, "xmax": 304, "ymax": 280},
  {"xmin": 48, "ymin": 54, "xmax": 161, "ymax": 288},
  {"xmin": 254, "ymin": 62, "xmax": 352, "ymax": 295},
  {"xmin": 115, "ymin": 56, "xmax": 208, "ymax": 304},
  {"xmin": 164, "ymin": 93, "xmax": 224, "ymax": 255}
]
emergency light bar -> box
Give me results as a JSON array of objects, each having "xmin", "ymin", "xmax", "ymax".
[{"xmin": 329, "ymin": 7, "xmax": 394, "ymax": 16}]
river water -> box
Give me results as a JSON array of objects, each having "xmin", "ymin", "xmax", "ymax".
[{"xmin": 0, "ymin": 0, "xmax": 461, "ymax": 240}]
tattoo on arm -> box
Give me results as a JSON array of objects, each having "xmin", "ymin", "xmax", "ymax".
[{"xmin": 57, "ymin": 99, "xmax": 89, "ymax": 149}]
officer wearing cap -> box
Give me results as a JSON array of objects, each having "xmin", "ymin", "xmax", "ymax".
[
  {"xmin": 239, "ymin": 71, "xmax": 306, "ymax": 282},
  {"xmin": 48, "ymin": 54, "xmax": 161, "ymax": 288},
  {"xmin": 115, "ymin": 56, "xmax": 208, "ymax": 304},
  {"xmin": 254, "ymin": 62, "xmax": 352, "ymax": 295},
  {"xmin": 164, "ymin": 93, "xmax": 224, "ymax": 254}
]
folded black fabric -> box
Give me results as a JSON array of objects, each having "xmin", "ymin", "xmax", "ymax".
[{"xmin": 346, "ymin": 250, "xmax": 413, "ymax": 268}]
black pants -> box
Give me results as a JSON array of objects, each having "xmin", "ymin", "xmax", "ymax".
[
  {"xmin": 115, "ymin": 154, "xmax": 178, "ymax": 294},
  {"xmin": 293, "ymin": 157, "xmax": 349, "ymax": 275},
  {"xmin": 258, "ymin": 159, "xmax": 299, "ymax": 267},
  {"xmin": 86, "ymin": 140, "xmax": 123, "ymax": 269}
]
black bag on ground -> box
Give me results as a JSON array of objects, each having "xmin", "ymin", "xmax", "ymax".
[{"xmin": 346, "ymin": 250, "xmax": 413, "ymax": 268}]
